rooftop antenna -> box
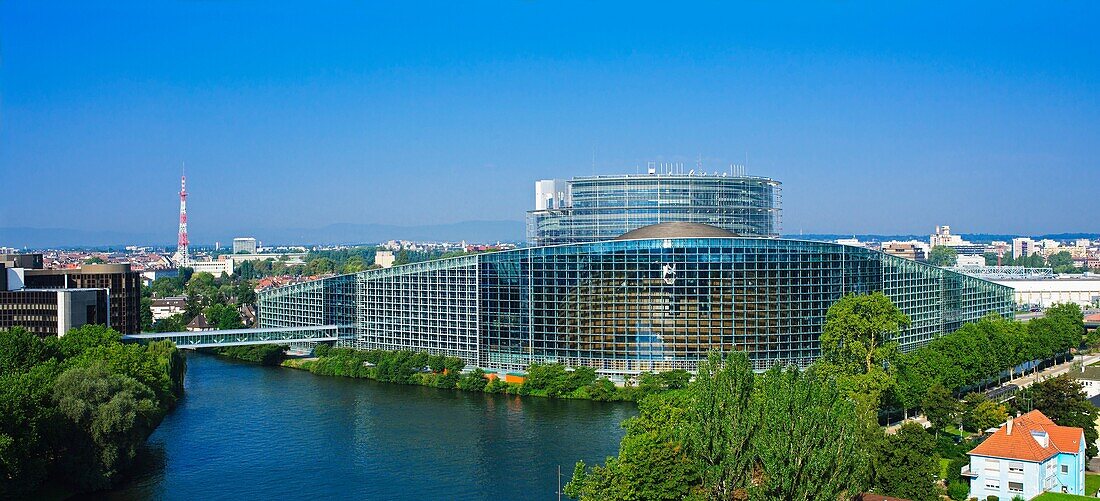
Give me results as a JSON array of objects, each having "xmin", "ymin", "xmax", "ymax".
[{"xmin": 697, "ymin": 153, "xmax": 703, "ymax": 171}]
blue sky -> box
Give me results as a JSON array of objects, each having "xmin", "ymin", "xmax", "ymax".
[{"xmin": 1, "ymin": 1, "xmax": 1096, "ymax": 241}]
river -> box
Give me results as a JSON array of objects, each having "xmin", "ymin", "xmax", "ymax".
[{"xmin": 86, "ymin": 353, "xmax": 635, "ymax": 500}]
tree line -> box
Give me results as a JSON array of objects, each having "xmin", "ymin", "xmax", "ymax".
[
  {"xmin": 568, "ymin": 293, "xmax": 1089, "ymax": 501},
  {"xmin": 0, "ymin": 325, "xmax": 186, "ymax": 497},
  {"xmin": 249, "ymin": 345, "xmax": 690, "ymax": 402}
]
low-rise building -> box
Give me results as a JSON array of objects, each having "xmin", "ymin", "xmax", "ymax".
[
  {"xmin": 188, "ymin": 257, "xmax": 235, "ymax": 276},
  {"xmin": 1073, "ymin": 365, "xmax": 1100, "ymax": 398},
  {"xmin": 991, "ymin": 276, "xmax": 1100, "ymax": 308},
  {"xmin": 964, "ymin": 410, "xmax": 1085, "ymax": 499},
  {"xmin": 186, "ymin": 313, "xmax": 214, "ymax": 331},
  {"xmin": 956, "ymin": 254, "xmax": 986, "ymax": 267},
  {"xmin": 375, "ymin": 250, "xmax": 395, "ymax": 268},
  {"xmin": 882, "ymin": 241, "xmax": 928, "ymax": 261},
  {"xmin": 150, "ymin": 296, "xmax": 187, "ymax": 320}
]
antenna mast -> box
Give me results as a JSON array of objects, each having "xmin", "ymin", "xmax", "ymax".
[{"xmin": 176, "ymin": 163, "xmax": 190, "ymax": 266}]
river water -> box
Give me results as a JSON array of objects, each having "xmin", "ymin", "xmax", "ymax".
[{"xmin": 87, "ymin": 353, "xmax": 635, "ymax": 500}]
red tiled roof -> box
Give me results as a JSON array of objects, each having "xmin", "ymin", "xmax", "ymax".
[{"xmin": 969, "ymin": 410, "xmax": 1083, "ymax": 462}]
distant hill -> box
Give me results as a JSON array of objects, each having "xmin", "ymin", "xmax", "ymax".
[{"xmin": 0, "ymin": 220, "xmax": 526, "ymax": 249}]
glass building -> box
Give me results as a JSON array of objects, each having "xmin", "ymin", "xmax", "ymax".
[
  {"xmin": 259, "ymin": 223, "xmax": 1013, "ymax": 376},
  {"xmin": 527, "ymin": 172, "xmax": 782, "ymax": 246}
]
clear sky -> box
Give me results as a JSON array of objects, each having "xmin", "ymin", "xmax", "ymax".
[{"xmin": 1, "ymin": 1, "xmax": 1096, "ymax": 240}]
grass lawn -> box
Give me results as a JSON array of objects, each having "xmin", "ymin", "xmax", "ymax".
[
  {"xmin": 1033, "ymin": 493, "xmax": 1092, "ymax": 501},
  {"xmin": 1087, "ymin": 472, "xmax": 1100, "ymax": 496},
  {"xmin": 939, "ymin": 458, "xmax": 950, "ymax": 480},
  {"xmin": 1030, "ymin": 474, "xmax": 1100, "ymax": 500}
]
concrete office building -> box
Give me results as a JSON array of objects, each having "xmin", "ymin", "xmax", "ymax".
[
  {"xmin": 233, "ymin": 237, "xmax": 258, "ymax": 254},
  {"xmin": 1014, "ymin": 238, "xmax": 1039, "ymax": 258},
  {"xmin": 1, "ymin": 263, "xmax": 110, "ymax": 337},
  {"xmin": 527, "ymin": 170, "xmax": 782, "ymax": 246},
  {"xmin": 20, "ymin": 263, "xmax": 142, "ymax": 334}
]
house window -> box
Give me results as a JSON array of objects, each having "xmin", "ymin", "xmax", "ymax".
[
  {"xmin": 1062, "ymin": 465, "xmax": 1069, "ymax": 474},
  {"xmin": 1008, "ymin": 463, "xmax": 1024, "ymax": 473},
  {"xmin": 987, "ymin": 482, "xmax": 1001, "ymax": 490},
  {"xmin": 986, "ymin": 459, "xmax": 1001, "ymax": 471},
  {"xmin": 1009, "ymin": 482, "xmax": 1024, "ymax": 492}
]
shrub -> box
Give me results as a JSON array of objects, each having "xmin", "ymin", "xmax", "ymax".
[{"xmin": 947, "ymin": 480, "xmax": 969, "ymax": 500}]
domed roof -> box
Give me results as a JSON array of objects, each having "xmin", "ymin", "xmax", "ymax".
[{"xmin": 614, "ymin": 222, "xmax": 738, "ymax": 240}]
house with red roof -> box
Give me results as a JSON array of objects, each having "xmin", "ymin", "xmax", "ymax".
[{"xmin": 963, "ymin": 410, "xmax": 1085, "ymax": 499}]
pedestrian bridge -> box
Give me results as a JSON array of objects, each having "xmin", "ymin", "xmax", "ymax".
[{"xmin": 122, "ymin": 325, "xmax": 340, "ymax": 349}]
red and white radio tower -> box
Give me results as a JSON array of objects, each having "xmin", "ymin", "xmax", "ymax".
[{"xmin": 176, "ymin": 167, "xmax": 190, "ymax": 265}]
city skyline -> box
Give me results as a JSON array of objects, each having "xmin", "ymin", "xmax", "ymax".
[{"xmin": 1, "ymin": 2, "xmax": 1098, "ymax": 241}]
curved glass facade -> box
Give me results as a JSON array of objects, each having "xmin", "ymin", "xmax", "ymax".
[
  {"xmin": 527, "ymin": 174, "xmax": 782, "ymax": 246},
  {"xmin": 259, "ymin": 238, "xmax": 1013, "ymax": 375}
]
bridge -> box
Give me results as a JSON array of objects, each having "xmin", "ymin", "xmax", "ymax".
[{"xmin": 122, "ymin": 325, "xmax": 341, "ymax": 349}]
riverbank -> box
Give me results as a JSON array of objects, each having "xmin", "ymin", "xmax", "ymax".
[{"xmin": 212, "ymin": 344, "xmax": 683, "ymax": 402}]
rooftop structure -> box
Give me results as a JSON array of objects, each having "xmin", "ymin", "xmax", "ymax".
[{"xmin": 527, "ymin": 169, "xmax": 782, "ymax": 246}]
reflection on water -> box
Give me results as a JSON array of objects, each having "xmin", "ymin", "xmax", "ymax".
[{"xmin": 90, "ymin": 353, "xmax": 634, "ymax": 500}]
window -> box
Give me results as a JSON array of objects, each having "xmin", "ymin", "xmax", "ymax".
[
  {"xmin": 986, "ymin": 482, "xmax": 1000, "ymax": 490},
  {"xmin": 1062, "ymin": 465, "xmax": 1069, "ymax": 474},
  {"xmin": 1009, "ymin": 481, "xmax": 1024, "ymax": 492},
  {"xmin": 1008, "ymin": 463, "xmax": 1024, "ymax": 473},
  {"xmin": 985, "ymin": 459, "xmax": 1001, "ymax": 471}
]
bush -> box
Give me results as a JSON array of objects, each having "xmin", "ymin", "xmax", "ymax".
[
  {"xmin": 457, "ymin": 369, "xmax": 489, "ymax": 391},
  {"xmin": 313, "ymin": 343, "xmax": 331, "ymax": 358},
  {"xmin": 946, "ymin": 480, "xmax": 969, "ymax": 500},
  {"xmin": 214, "ymin": 344, "xmax": 287, "ymax": 366}
]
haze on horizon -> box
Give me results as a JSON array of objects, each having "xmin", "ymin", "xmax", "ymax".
[{"xmin": 0, "ymin": 1, "xmax": 1096, "ymax": 243}]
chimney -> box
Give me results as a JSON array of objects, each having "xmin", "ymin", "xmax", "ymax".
[{"xmin": 1007, "ymin": 419, "xmax": 1013, "ymax": 435}]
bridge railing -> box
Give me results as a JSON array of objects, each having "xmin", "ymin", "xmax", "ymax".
[{"xmin": 122, "ymin": 325, "xmax": 341, "ymax": 349}]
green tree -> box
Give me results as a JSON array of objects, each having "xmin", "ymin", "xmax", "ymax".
[
  {"xmin": 203, "ymin": 304, "xmax": 244, "ymax": 330},
  {"xmin": 819, "ymin": 292, "xmax": 909, "ymax": 413},
  {"xmin": 569, "ymin": 351, "xmax": 872, "ymax": 500},
  {"xmin": 140, "ymin": 297, "xmax": 154, "ymax": 331},
  {"xmin": 83, "ymin": 256, "xmax": 105, "ymax": 265},
  {"xmin": 929, "ymin": 245, "xmax": 958, "ymax": 267},
  {"xmin": 1017, "ymin": 375, "xmax": 1099, "ymax": 459},
  {"xmin": 751, "ymin": 365, "xmax": 870, "ymax": 501},
  {"xmin": 960, "ymin": 393, "xmax": 1007, "ymax": 433},
  {"xmin": 659, "ymin": 369, "xmax": 691, "ymax": 389},
  {"xmin": 821, "ymin": 292, "xmax": 909, "ymax": 375},
  {"xmin": 457, "ymin": 369, "xmax": 488, "ymax": 391},
  {"xmin": 52, "ymin": 364, "xmax": 159, "ymax": 490},
  {"xmin": 1047, "ymin": 251, "xmax": 1074, "ymax": 270},
  {"xmin": 682, "ymin": 351, "xmax": 757, "ymax": 499},
  {"xmin": 566, "ymin": 392, "xmax": 697, "ymax": 500},
  {"xmin": 871, "ymin": 423, "xmax": 938, "ymax": 501},
  {"xmin": 343, "ymin": 256, "xmax": 366, "ymax": 274},
  {"xmin": 305, "ymin": 257, "xmax": 336, "ymax": 275},
  {"xmin": 922, "ymin": 382, "xmax": 957, "ymax": 435}
]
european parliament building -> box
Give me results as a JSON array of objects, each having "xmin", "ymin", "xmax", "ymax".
[{"xmin": 259, "ymin": 172, "xmax": 1013, "ymax": 376}]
